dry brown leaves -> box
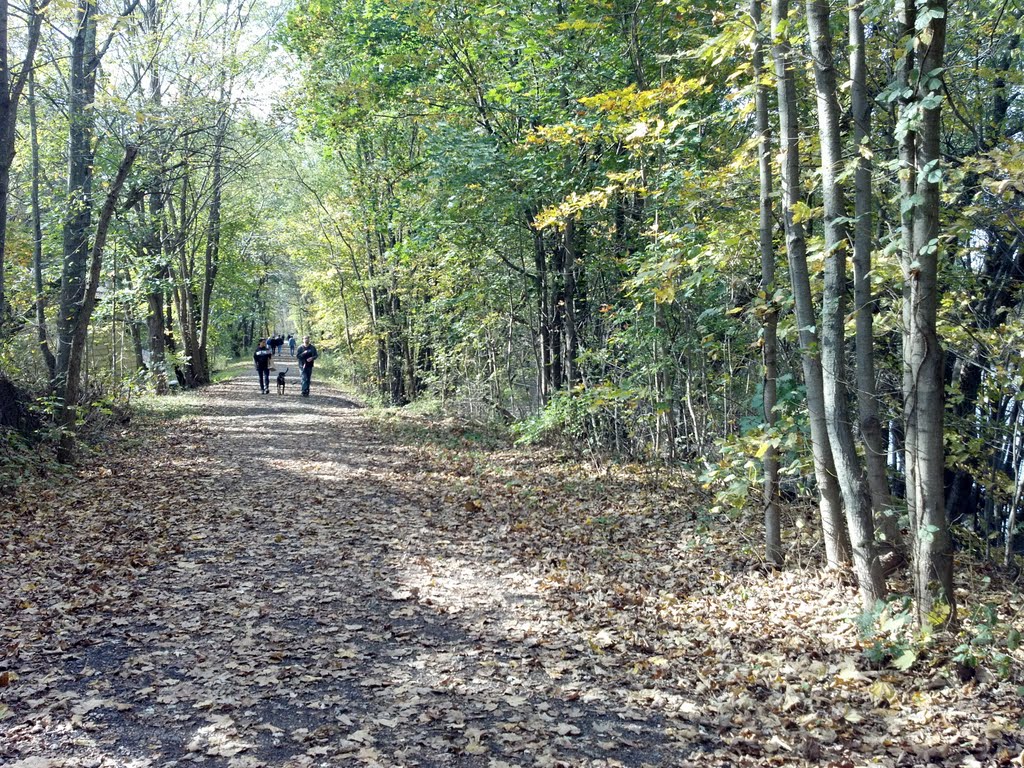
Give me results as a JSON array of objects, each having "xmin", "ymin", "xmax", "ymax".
[{"xmin": 1, "ymin": 379, "xmax": 1022, "ymax": 767}]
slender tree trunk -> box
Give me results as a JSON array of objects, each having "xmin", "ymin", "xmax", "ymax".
[
  {"xmin": 170, "ymin": 173, "xmax": 201, "ymax": 388},
  {"xmin": 532, "ymin": 225, "xmax": 552, "ymax": 402},
  {"xmin": 1005, "ymin": 451, "xmax": 1024, "ymax": 567},
  {"xmin": 903, "ymin": 0, "xmax": 955, "ymax": 624},
  {"xmin": 564, "ymin": 219, "xmax": 580, "ymax": 386},
  {"xmin": 752, "ymin": 0, "xmax": 782, "ymax": 566},
  {"xmin": 0, "ymin": 0, "xmax": 10, "ymax": 322},
  {"xmin": 144, "ymin": 216, "xmax": 169, "ymax": 394},
  {"xmin": 806, "ymin": 0, "xmax": 885, "ymax": 606},
  {"xmin": 389, "ymin": 311, "xmax": 405, "ymax": 405},
  {"xmin": 194, "ymin": 109, "xmax": 227, "ymax": 385},
  {"xmin": 898, "ymin": 0, "xmax": 919, "ymax": 527},
  {"xmin": 0, "ymin": 0, "xmax": 46, "ymax": 324},
  {"xmin": 55, "ymin": 0, "xmax": 101, "ymax": 456},
  {"xmin": 771, "ymin": 0, "xmax": 850, "ymax": 568},
  {"xmin": 142, "ymin": 0, "xmax": 168, "ymax": 394},
  {"xmin": 550, "ymin": 230, "xmax": 565, "ymax": 391},
  {"xmin": 57, "ymin": 145, "xmax": 139, "ymax": 462},
  {"xmin": 28, "ymin": 66, "xmax": 54, "ymax": 378},
  {"xmin": 849, "ymin": 0, "xmax": 902, "ymax": 555}
]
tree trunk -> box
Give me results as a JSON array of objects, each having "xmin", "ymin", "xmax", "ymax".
[
  {"xmin": 550, "ymin": 229, "xmax": 564, "ymax": 392},
  {"xmin": 902, "ymin": 0, "xmax": 955, "ymax": 624},
  {"xmin": 532, "ymin": 225, "xmax": 552, "ymax": 402},
  {"xmin": 1005, "ymin": 451, "xmax": 1024, "ymax": 567},
  {"xmin": 55, "ymin": 0, "xmax": 101, "ymax": 454},
  {"xmin": 752, "ymin": 0, "xmax": 782, "ymax": 566},
  {"xmin": 564, "ymin": 219, "xmax": 580, "ymax": 386},
  {"xmin": 28, "ymin": 65, "xmax": 54, "ymax": 378},
  {"xmin": 771, "ymin": 0, "xmax": 850, "ymax": 568},
  {"xmin": 849, "ymin": 0, "xmax": 902, "ymax": 555},
  {"xmin": 170, "ymin": 171, "xmax": 202, "ymax": 389},
  {"xmin": 145, "ymin": 260, "xmax": 168, "ymax": 397},
  {"xmin": 897, "ymin": 0, "xmax": 918, "ymax": 532},
  {"xmin": 806, "ymin": 0, "xmax": 885, "ymax": 606},
  {"xmin": 0, "ymin": 0, "xmax": 45, "ymax": 324},
  {"xmin": 56, "ymin": 145, "xmax": 139, "ymax": 462},
  {"xmin": 142, "ymin": 0, "xmax": 168, "ymax": 394},
  {"xmin": 194, "ymin": 109, "xmax": 228, "ymax": 385}
]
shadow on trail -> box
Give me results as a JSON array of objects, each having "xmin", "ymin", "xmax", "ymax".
[{"xmin": 1, "ymin": 375, "xmax": 715, "ymax": 768}]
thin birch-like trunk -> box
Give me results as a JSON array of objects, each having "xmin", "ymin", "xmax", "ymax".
[
  {"xmin": 752, "ymin": 0, "xmax": 782, "ymax": 566},
  {"xmin": 898, "ymin": 0, "xmax": 919, "ymax": 533},
  {"xmin": 849, "ymin": 0, "xmax": 902, "ymax": 555},
  {"xmin": 904, "ymin": 0, "xmax": 955, "ymax": 624},
  {"xmin": 771, "ymin": 0, "xmax": 850, "ymax": 568},
  {"xmin": 28, "ymin": 66, "xmax": 54, "ymax": 378},
  {"xmin": 0, "ymin": 0, "xmax": 47, "ymax": 323},
  {"xmin": 806, "ymin": 0, "xmax": 885, "ymax": 606}
]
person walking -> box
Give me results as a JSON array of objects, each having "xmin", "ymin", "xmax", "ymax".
[
  {"xmin": 253, "ymin": 339, "xmax": 274, "ymax": 394},
  {"xmin": 296, "ymin": 335, "xmax": 319, "ymax": 397},
  {"xmin": 287, "ymin": 334, "xmax": 296, "ymax": 358}
]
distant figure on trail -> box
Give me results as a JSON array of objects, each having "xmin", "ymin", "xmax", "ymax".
[
  {"xmin": 287, "ymin": 334, "xmax": 296, "ymax": 358},
  {"xmin": 296, "ymin": 335, "xmax": 319, "ymax": 398},
  {"xmin": 253, "ymin": 339, "xmax": 274, "ymax": 395}
]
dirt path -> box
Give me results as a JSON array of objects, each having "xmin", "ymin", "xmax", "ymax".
[
  {"xmin": 1, "ymin": 377, "xmax": 698, "ymax": 768},
  {"xmin": 3, "ymin": 376, "xmax": 1021, "ymax": 768}
]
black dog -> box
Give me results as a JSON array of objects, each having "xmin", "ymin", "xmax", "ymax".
[{"xmin": 276, "ymin": 367, "xmax": 289, "ymax": 394}]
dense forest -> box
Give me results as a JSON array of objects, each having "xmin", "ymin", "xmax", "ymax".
[{"xmin": 0, "ymin": 0, "xmax": 1022, "ymax": 627}]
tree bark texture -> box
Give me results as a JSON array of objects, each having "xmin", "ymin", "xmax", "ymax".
[
  {"xmin": 142, "ymin": 0, "xmax": 169, "ymax": 394},
  {"xmin": 194, "ymin": 109, "xmax": 228, "ymax": 385},
  {"xmin": 0, "ymin": 0, "xmax": 46, "ymax": 324},
  {"xmin": 771, "ymin": 0, "xmax": 850, "ymax": 568},
  {"xmin": 806, "ymin": 0, "xmax": 885, "ymax": 606},
  {"xmin": 849, "ymin": 0, "xmax": 902, "ymax": 554},
  {"xmin": 57, "ymin": 145, "xmax": 139, "ymax": 462},
  {"xmin": 752, "ymin": 0, "xmax": 782, "ymax": 566},
  {"xmin": 28, "ymin": 66, "xmax": 55, "ymax": 379},
  {"xmin": 55, "ymin": 0, "xmax": 100, "ymax": 432},
  {"xmin": 903, "ymin": 0, "xmax": 956, "ymax": 624}
]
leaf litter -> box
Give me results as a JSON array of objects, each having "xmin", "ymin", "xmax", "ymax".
[{"xmin": 1, "ymin": 378, "xmax": 1022, "ymax": 767}]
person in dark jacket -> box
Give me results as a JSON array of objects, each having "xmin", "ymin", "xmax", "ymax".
[
  {"xmin": 253, "ymin": 339, "xmax": 273, "ymax": 394},
  {"xmin": 296, "ymin": 335, "xmax": 319, "ymax": 397}
]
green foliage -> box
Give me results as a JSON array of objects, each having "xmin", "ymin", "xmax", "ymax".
[
  {"xmin": 0, "ymin": 428, "xmax": 34, "ymax": 490},
  {"xmin": 511, "ymin": 389, "xmax": 594, "ymax": 450},
  {"xmin": 701, "ymin": 375, "xmax": 813, "ymax": 514},
  {"xmin": 951, "ymin": 601, "xmax": 1020, "ymax": 679},
  {"xmin": 857, "ymin": 597, "xmax": 927, "ymax": 671},
  {"xmin": 857, "ymin": 594, "xmax": 1020, "ymax": 680}
]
